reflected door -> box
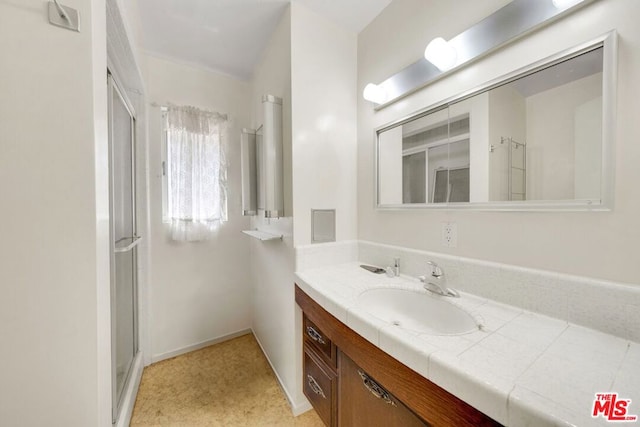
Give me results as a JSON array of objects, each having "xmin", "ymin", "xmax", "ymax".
[{"xmin": 108, "ymin": 74, "xmax": 139, "ymax": 423}]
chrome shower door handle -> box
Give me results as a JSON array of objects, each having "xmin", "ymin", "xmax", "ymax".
[{"xmin": 114, "ymin": 235, "xmax": 142, "ymax": 253}]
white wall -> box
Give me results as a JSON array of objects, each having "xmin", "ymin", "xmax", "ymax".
[
  {"xmin": 526, "ymin": 73, "xmax": 602, "ymax": 200},
  {"xmin": 378, "ymin": 126, "xmax": 403, "ymax": 204},
  {"xmin": 248, "ymin": 5, "xmax": 307, "ymax": 412},
  {"xmin": 575, "ymin": 96, "xmax": 603, "ymax": 199},
  {"xmin": 248, "ymin": 2, "xmax": 358, "ymax": 412},
  {"xmin": 358, "ymin": 0, "xmax": 640, "ymax": 285},
  {"xmin": 0, "ymin": 0, "xmax": 110, "ymax": 425},
  {"xmin": 291, "ymin": 2, "xmax": 358, "ymax": 247},
  {"xmin": 288, "ymin": 3, "xmax": 358, "ymax": 411},
  {"xmin": 115, "ymin": 0, "xmax": 143, "ymax": 61},
  {"xmin": 143, "ymin": 54, "xmax": 253, "ymax": 360}
]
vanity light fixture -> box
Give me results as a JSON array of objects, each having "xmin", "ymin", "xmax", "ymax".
[
  {"xmin": 363, "ymin": 83, "xmax": 388, "ymax": 104},
  {"xmin": 552, "ymin": 0, "xmax": 584, "ymax": 9},
  {"xmin": 367, "ymin": 0, "xmax": 597, "ymax": 108},
  {"xmin": 424, "ymin": 37, "xmax": 458, "ymax": 71}
]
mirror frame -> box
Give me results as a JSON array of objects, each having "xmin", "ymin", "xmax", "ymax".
[{"xmin": 375, "ymin": 31, "xmax": 617, "ymax": 212}]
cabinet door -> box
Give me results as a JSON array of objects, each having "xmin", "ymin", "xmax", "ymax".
[
  {"xmin": 338, "ymin": 351, "xmax": 430, "ymax": 427},
  {"xmin": 304, "ymin": 344, "xmax": 336, "ymax": 427}
]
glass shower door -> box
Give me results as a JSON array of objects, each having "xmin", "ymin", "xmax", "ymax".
[{"xmin": 108, "ymin": 74, "xmax": 139, "ymax": 423}]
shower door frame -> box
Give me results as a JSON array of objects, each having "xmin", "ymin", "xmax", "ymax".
[{"xmin": 107, "ymin": 71, "xmax": 140, "ymax": 424}]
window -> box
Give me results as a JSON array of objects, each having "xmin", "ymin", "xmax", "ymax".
[{"xmin": 162, "ymin": 106, "xmax": 228, "ymax": 241}]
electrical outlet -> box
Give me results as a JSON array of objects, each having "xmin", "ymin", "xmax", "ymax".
[{"xmin": 441, "ymin": 222, "xmax": 457, "ymax": 247}]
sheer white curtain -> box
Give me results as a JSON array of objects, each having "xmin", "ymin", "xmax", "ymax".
[{"xmin": 165, "ymin": 106, "xmax": 228, "ymax": 241}]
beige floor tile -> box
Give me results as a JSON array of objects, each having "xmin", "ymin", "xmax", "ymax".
[{"xmin": 130, "ymin": 334, "xmax": 324, "ymax": 427}]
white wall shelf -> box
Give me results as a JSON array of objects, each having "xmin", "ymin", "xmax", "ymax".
[{"xmin": 242, "ymin": 230, "xmax": 283, "ymax": 241}]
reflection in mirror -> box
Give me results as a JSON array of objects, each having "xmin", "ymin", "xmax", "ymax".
[
  {"xmin": 378, "ymin": 108, "xmax": 472, "ymax": 205},
  {"xmin": 484, "ymin": 46, "xmax": 603, "ymax": 202},
  {"xmin": 377, "ymin": 42, "xmax": 607, "ymax": 208}
]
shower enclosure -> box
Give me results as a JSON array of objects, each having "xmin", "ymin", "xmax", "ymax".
[
  {"xmin": 489, "ymin": 136, "xmax": 527, "ymax": 201},
  {"xmin": 108, "ymin": 73, "xmax": 140, "ymax": 423},
  {"xmin": 501, "ymin": 136, "xmax": 527, "ymax": 201}
]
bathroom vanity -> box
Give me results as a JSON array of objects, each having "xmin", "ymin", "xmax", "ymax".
[
  {"xmin": 294, "ymin": 254, "xmax": 639, "ymax": 427},
  {"xmin": 296, "ymin": 286, "xmax": 500, "ymax": 426}
]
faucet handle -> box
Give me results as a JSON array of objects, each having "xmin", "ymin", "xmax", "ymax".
[
  {"xmin": 426, "ymin": 260, "xmax": 443, "ymax": 277},
  {"xmin": 392, "ymin": 257, "xmax": 400, "ymax": 277}
]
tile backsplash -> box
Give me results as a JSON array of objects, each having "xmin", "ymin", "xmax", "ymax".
[
  {"xmin": 295, "ymin": 240, "xmax": 640, "ymax": 343},
  {"xmin": 295, "ymin": 240, "xmax": 358, "ymax": 271}
]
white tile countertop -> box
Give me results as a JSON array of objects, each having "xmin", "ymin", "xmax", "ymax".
[{"xmin": 295, "ymin": 262, "xmax": 640, "ymax": 427}]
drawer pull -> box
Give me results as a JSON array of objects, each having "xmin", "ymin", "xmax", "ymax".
[
  {"xmin": 306, "ymin": 326, "xmax": 326, "ymax": 344},
  {"xmin": 307, "ymin": 374, "xmax": 326, "ymax": 399},
  {"xmin": 358, "ymin": 370, "xmax": 396, "ymax": 406}
]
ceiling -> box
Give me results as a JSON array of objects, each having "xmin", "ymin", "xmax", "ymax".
[
  {"xmin": 510, "ymin": 47, "xmax": 603, "ymax": 98},
  {"xmin": 137, "ymin": 0, "xmax": 392, "ymax": 80}
]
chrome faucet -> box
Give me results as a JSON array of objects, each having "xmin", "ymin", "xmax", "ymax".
[{"xmin": 419, "ymin": 261, "xmax": 459, "ymax": 297}]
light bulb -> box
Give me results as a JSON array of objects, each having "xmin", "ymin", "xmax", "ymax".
[
  {"xmin": 424, "ymin": 37, "xmax": 458, "ymax": 72},
  {"xmin": 363, "ymin": 83, "xmax": 388, "ymax": 104},
  {"xmin": 552, "ymin": 0, "xmax": 583, "ymax": 9}
]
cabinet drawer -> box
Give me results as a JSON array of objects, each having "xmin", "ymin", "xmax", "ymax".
[
  {"xmin": 303, "ymin": 315, "xmax": 335, "ymax": 366},
  {"xmin": 303, "ymin": 343, "xmax": 336, "ymax": 427}
]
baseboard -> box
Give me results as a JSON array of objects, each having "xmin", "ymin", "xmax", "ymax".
[
  {"xmin": 251, "ymin": 328, "xmax": 313, "ymax": 417},
  {"xmin": 115, "ymin": 351, "xmax": 144, "ymax": 427},
  {"xmin": 150, "ymin": 329, "xmax": 252, "ymax": 364},
  {"xmin": 291, "ymin": 399, "xmax": 313, "ymax": 417}
]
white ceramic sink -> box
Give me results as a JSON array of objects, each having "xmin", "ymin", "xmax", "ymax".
[{"xmin": 356, "ymin": 288, "xmax": 479, "ymax": 335}]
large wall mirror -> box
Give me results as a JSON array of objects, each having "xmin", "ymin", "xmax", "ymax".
[{"xmin": 376, "ymin": 32, "xmax": 616, "ymax": 210}]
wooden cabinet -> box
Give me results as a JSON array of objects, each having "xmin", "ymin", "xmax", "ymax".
[
  {"xmin": 338, "ymin": 351, "xmax": 429, "ymax": 427},
  {"xmin": 303, "ymin": 343, "xmax": 337, "ymax": 426},
  {"xmin": 296, "ymin": 285, "xmax": 502, "ymax": 427}
]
